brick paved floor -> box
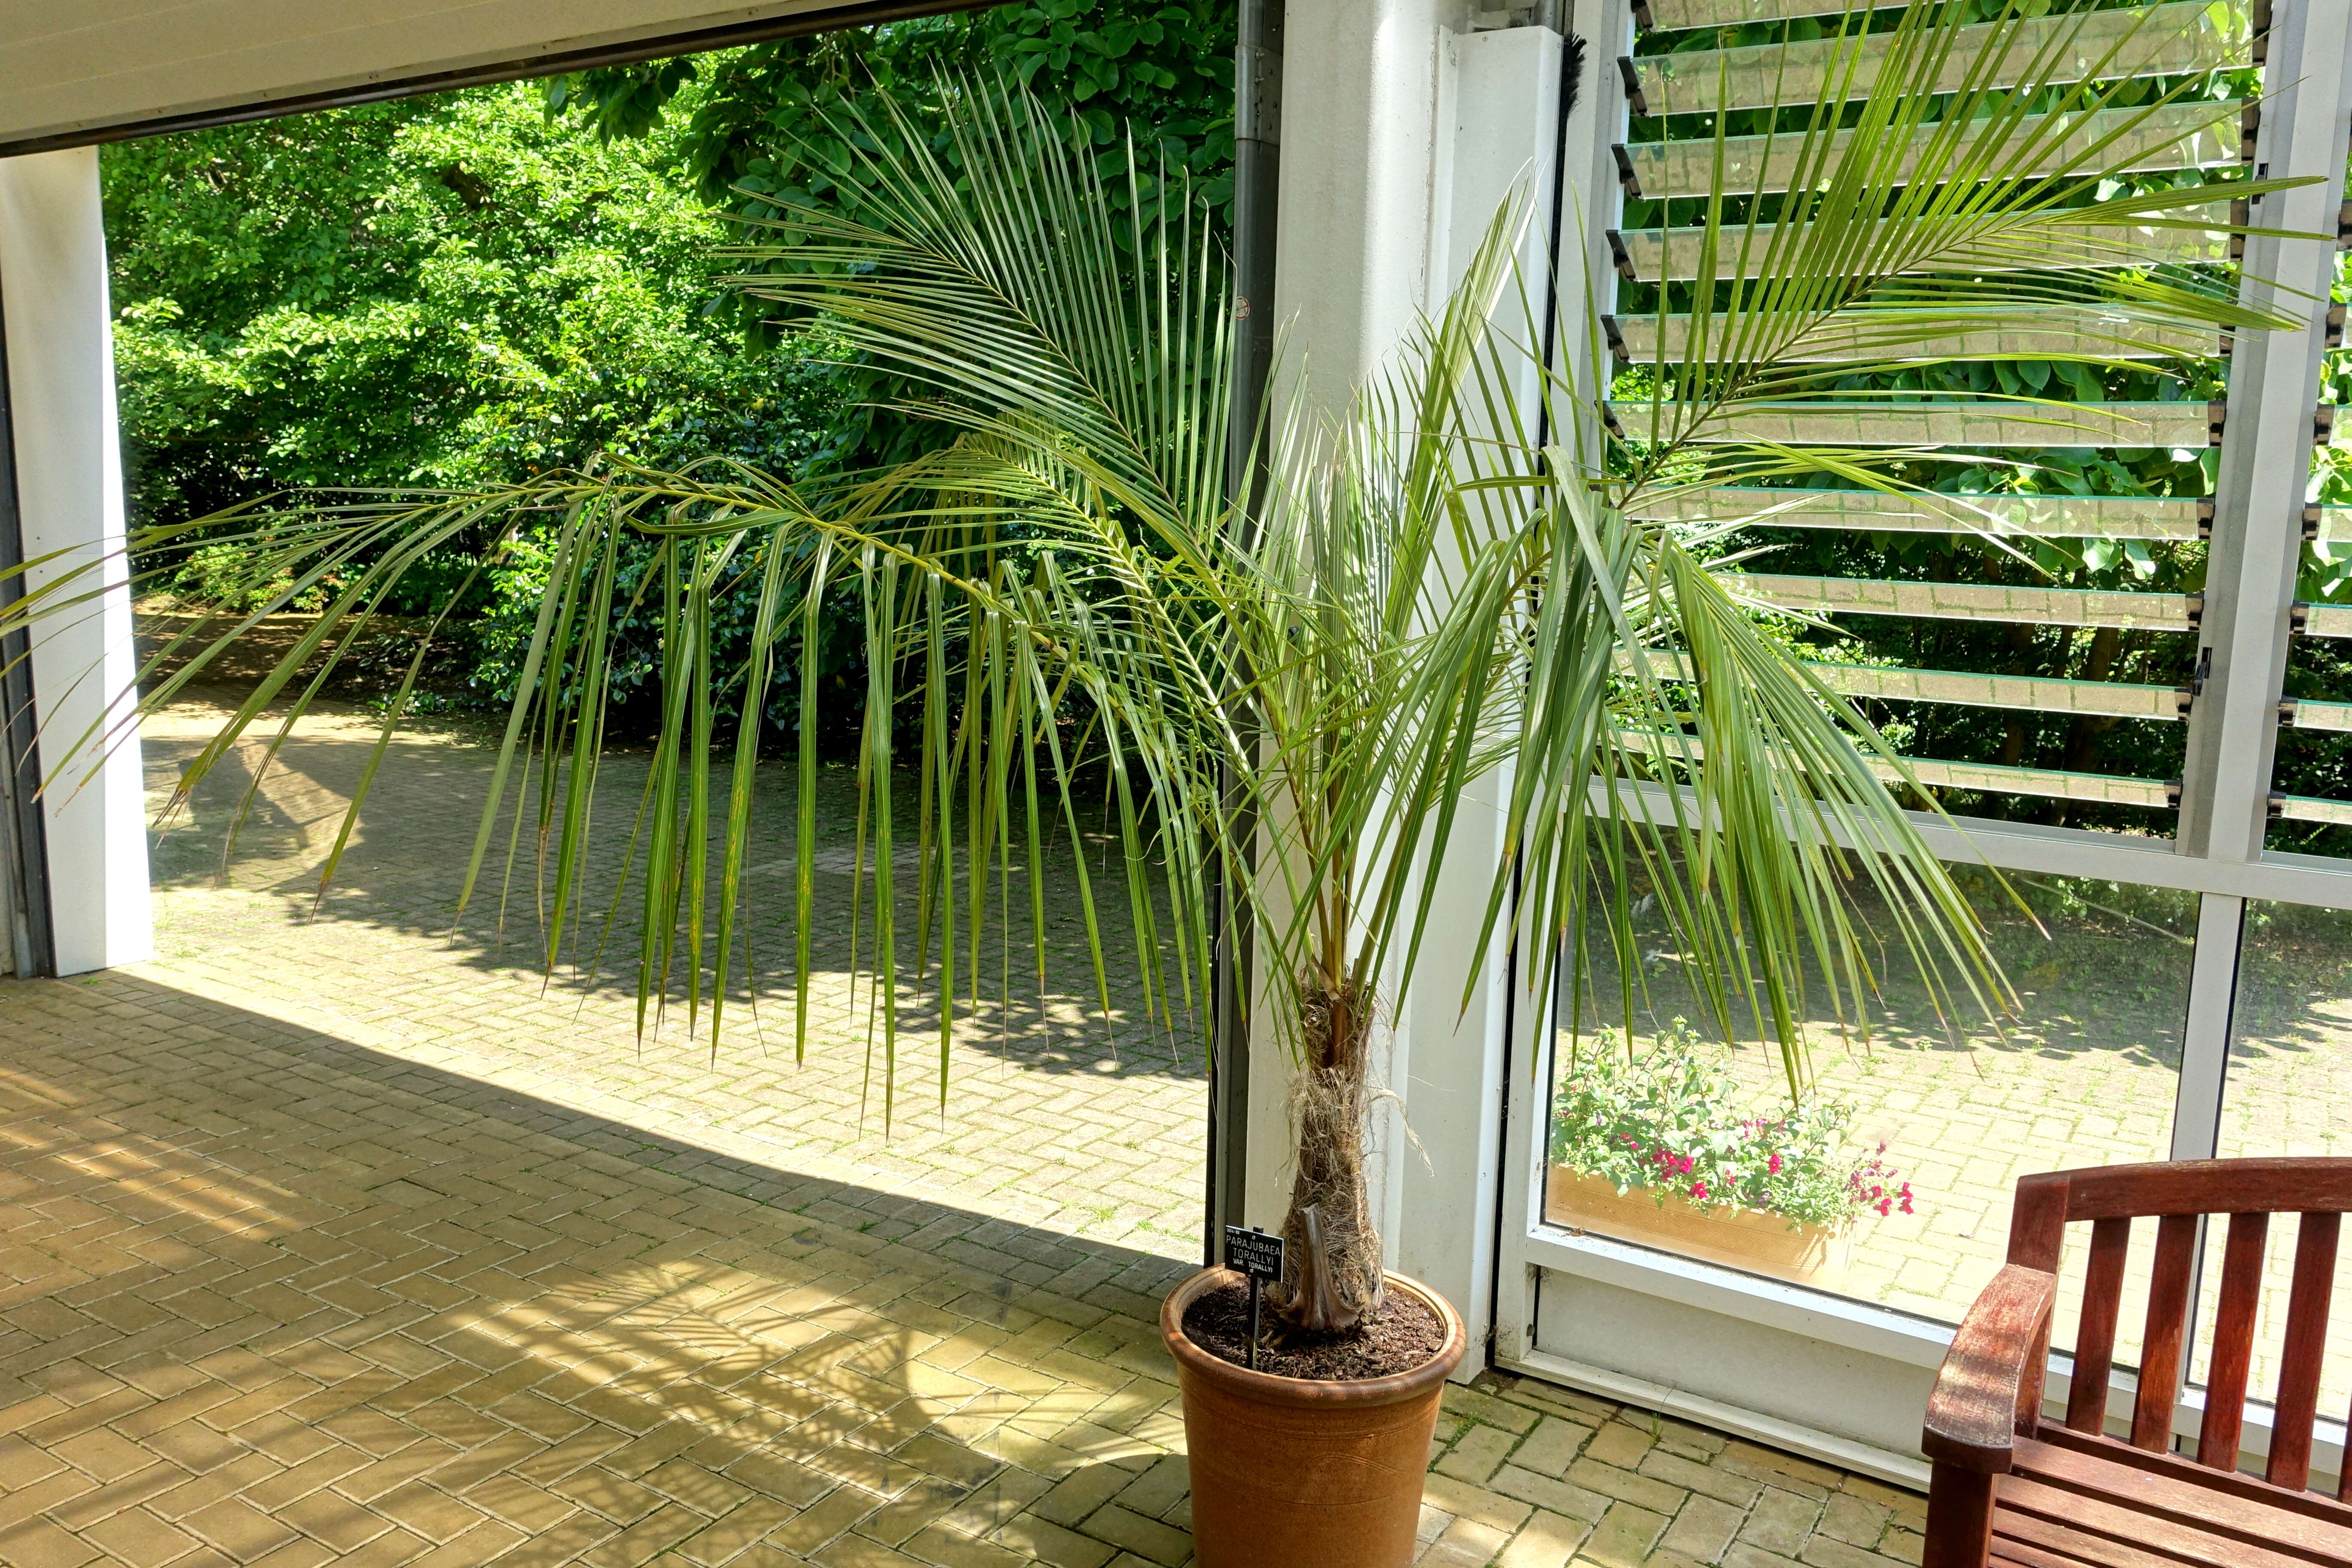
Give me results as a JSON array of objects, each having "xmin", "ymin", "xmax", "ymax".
[
  {"xmin": 132, "ymin": 696, "xmax": 1207, "ymax": 1265},
  {"xmin": 0, "ymin": 693, "xmax": 1930, "ymax": 1565},
  {"xmin": 0, "ymin": 965, "xmax": 1924, "ymax": 1568}
]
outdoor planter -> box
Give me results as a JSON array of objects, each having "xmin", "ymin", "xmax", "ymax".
[
  {"xmin": 1160, "ymin": 1268, "xmax": 1466, "ymax": 1568},
  {"xmin": 1544, "ymin": 1167, "xmax": 1855, "ymax": 1288},
  {"xmin": 1546, "ymin": 1024, "xmax": 1911, "ymax": 1292}
]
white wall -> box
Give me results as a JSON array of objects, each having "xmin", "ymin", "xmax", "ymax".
[{"xmin": 0, "ymin": 147, "xmax": 152, "ymax": 975}]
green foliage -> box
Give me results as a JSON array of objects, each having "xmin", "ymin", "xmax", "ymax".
[
  {"xmin": 103, "ymin": 83, "xmax": 857, "ymax": 706},
  {"xmin": 1548, "ymin": 1023, "xmax": 1912, "ymax": 1227},
  {"xmin": 106, "ymin": 84, "xmax": 851, "ymax": 520},
  {"xmin": 542, "ymin": 4, "xmax": 1235, "ymax": 464}
]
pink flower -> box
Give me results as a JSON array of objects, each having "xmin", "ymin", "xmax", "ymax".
[
  {"xmin": 1767, "ymin": 1153, "xmax": 1782, "ymax": 1175},
  {"xmin": 1690, "ymin": 1181, "xmax": 1709, "ymax": 1201}
]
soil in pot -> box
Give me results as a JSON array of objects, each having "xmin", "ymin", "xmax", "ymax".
[{"xmin": 1179, "ymin": 1278, "xmax": 1446, "ymax": 1379}]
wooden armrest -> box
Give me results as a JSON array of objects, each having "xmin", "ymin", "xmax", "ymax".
[{"xmin": 1924, "ymin": 1263, "xmax": 2057, "ymax": 1473}]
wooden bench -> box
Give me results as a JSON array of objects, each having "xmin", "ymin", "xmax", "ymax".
[{"xmin": 1924, "ymin": 1157, "xmax": 2352, "ymax": 1568}]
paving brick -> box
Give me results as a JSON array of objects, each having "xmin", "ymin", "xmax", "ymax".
[
  {"xmin": 1661, "ymin": 1493, "xmax": 1747, "ymax": 1563},
  {"xmin": 1494, "ymin": 1508, "xmax": 1590, "ymax": 1568},
  {"xmin": 1510, "ymin": 1416, "xmax": 1596, "ymax": 1479},
  {"xmin": 1577, "ymin": 1499, "xmax": 1671, "ymax": 1567},
  {"xmin": 1739, "ymin": 1488, "xmax": 1828, "ymax": 1557}
]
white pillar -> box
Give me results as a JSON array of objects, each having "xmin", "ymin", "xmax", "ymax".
[
  {"xmin": 1243, "ymin": 0, "xmax": 1469, "ymax": 1250},
  {"xmin": 1394, "ymin": 22, "xmax": 1564, "ymax": 1378},
  {"xmin": 1, "ymin": 147, "xmax": 151, "ymax": 975},
  {"xmin": 1247, "ymin": 2, "xmax": 1563, "ymax": 1382}
]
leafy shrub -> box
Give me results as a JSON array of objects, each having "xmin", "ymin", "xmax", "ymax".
[{"xmin": 1549, "ymin": 1022, "xmax": 1912, "ymax": 1228}]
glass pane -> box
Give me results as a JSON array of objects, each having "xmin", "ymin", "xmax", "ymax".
[
  {"xmin": 2198, "ymin": 900, "xmax": 2352, "ymax": 1431},
  {"xmin": 1543, "ymin": 872, "xmax": 2197, "ymax": 1354}
]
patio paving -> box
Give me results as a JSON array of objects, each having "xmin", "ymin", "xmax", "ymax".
[
  {"xmin": 0, "ymin": 965, "xmax": 1926, "ymax": 1568},
  {"xmin": 0, "ymin": 693, "xmax": 1928, "ymax": 1564}
]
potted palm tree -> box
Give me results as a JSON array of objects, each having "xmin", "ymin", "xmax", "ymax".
[{"xmin": 10, "ymin": 2, "xmax": 2294, "ymax": 1560}]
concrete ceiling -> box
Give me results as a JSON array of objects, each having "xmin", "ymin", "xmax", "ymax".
[{"xmin": 0, "ymin": 0, "xmax": 989, "ymax": 156}]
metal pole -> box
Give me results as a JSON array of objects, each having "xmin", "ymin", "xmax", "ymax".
[
  {"xmin": 0, "ymin": 251, "xmax": 55, "ymax": 979},
  {"xmin": 1206, "ymin": 0, "xmax": 1284, "ymax": 1267}
]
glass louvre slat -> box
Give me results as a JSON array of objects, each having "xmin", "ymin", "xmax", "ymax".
[
  {"xmin": 1889, "ymin": 757, "xmax": 2175, "ymax": 805},
  {"xmin": 1619, "ymin": 101, "xmax": 2249, "ymax": 200},
  {"xmin": 1608, "ymin": 310, "xmax": 2218, "ymax": 363},
  {"xmin": 1608, "ymin": 400, "xmax": 2220, "ymax": 447},
  {"xmin": 2294, "ymin": 699, "xmax": 2352, "ymax": 732},
  {"xmin": 2277, "ymin": 796, "xmax": 2352, "ymax": 824},
  {"xmin": 1620, "ymin": 729, "xmax": 2176, "ymax": 803},
  {"xmin": 1613, "ymin": 211, "xmax": 2236, "ymax": 283},
  {"xmin": 2305, "ymin": 604, "xmax": 2352, "ymax": 638},
  {"xmin": 1626, "ymin": 3, "xmax": 2247, "ymax": 118},
  {"xmin": 1621, "ymin": 649, "xmax": 2181, "ymax": 715},
  {"xmin": 1641, "ymin": 0, "xmax": 1896, "ymax": 29},
  {"xmin": 2318, "ymin": 507, "xmax": 2352, "ymax": 544},
  {"xmin": 1810, "ymin": 665, "xmax": 2183, "ymax": 718},
  {"xmin": 1736, "ymin": 574, "xmax": 2199, "ymax": 629},
  {"xmin": 1629, "ymin": 487, "xmax": 2205, "ymax": 539}
]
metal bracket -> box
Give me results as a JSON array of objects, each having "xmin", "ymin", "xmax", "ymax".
[
  {"xmin": 2280, "ymin": 696, "xmax": 2302, "ymax": 726},
  {"xmin": 2186, "ymin": 593, "xmax": 2206, "ymax": 632},
  {"xmin": 2183, "ymin": 646, "xmax": 2213, "ymax": 717},
  {"xmin": 1237, "ymin": 35, "xmax": 1282, "ymax": 145},
  {"xmin": 2199, "ymin": 499, "xmax": 2218, "ymax": 539},
  {"xmin": 1606, "ymin": 229, "xmax": 1637, "ymax": 280},
  {"xmin": 2316, "ymin": 404, "xmax": 2336, "ymax": 446},
  {"xmin": 2168, "ymin": 779, "xmax": 2187, "ymax": 809},
  {"xmin": 1612, "ymin": 143, "xmax": 1642, "ymax": 198},
  {"xmin": 2292, "ymin": 601, "xmax": 2312, "ymax": 634},
  {"xmin": 1618, "ymin": 55, "xmax": 1649, "ymax": 116},
  {"xmin": 2329, "ymin": 302, "xmax": 2346, "ymax": 349},
  {"xmin": 2305, "ymin": 504, "xmax": 2323, "ymax": 542},
  {"xmin": 2267, "ymin": 791, "xmax": 2288, "ymax": 820}
]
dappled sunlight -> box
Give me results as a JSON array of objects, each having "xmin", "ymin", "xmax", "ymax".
[{"xmin": 0, "ymin": 971, "xmax": 1197, "ymax": 1565}]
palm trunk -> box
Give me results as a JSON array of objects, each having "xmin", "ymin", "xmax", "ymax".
[{"xmin": 1273, "ymin": 979, "xmax": 1386, "ymax": 1333}]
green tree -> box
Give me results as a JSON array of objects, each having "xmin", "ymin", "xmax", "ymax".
[
  {"xmin": 544, "ymin": 3, "xmax": 1236, "ymax": 464},
  {"xmin": 103, "ymin": 81, "xmax": 856, "ymax": 718},
  {"xmin": 105, "ymin": 82, "xmax": 849, "ymax": 531}
]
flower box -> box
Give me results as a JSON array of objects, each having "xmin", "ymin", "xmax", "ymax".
[{"xmin": 1544, "ymin": 1166, "xmax": 1855, "ymax": 1289}]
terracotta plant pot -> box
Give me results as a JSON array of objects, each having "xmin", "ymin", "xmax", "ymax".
[{"xmin": 1160, "ymin": 1267, "xmax": 1466, "ymax": 1568}]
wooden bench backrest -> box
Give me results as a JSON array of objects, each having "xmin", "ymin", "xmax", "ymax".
[{"xmin": 2009, "ymin": 1158, "xmax": 2352, "ymax": 1491}]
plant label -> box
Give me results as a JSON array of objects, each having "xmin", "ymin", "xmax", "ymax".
[{"xmin": 1224, "ymin": 1225, "xmax": 1283, "ymax": 1281}]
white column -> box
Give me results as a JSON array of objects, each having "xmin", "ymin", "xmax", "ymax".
[
  {"xmin": 1393, "ymin": 23, "xmax": 1564, "ymax": 1378},
  {"xmin": 1243, "ymin": 0, "xmax": 1468, "ymax": 1250},
  {"xmin": 1247, "ymin": 3, "xmax": 1564, "ymax": 1384},
  {"xmin": 1, "ymin": 147, "xmax": 151, "ymax": 975}
]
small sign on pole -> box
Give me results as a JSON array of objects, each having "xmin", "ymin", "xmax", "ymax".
[{"xmin": 1223, "ymin": 1224, "xmax": 1284, "ymax": 1371}]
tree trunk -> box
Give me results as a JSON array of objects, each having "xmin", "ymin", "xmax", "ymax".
[{"xmin": 1272, "ymin": 980, "xmax": 1385, "ymax": 1333}]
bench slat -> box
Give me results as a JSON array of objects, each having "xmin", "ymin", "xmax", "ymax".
[
  {"xmin": 2014, "ymin": 1436, "xmax": 2352, "ymax": 1565},
  {"xmin": 2066, "ymin": 1216, "xmax": 2132, "ymax": 1433}
]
